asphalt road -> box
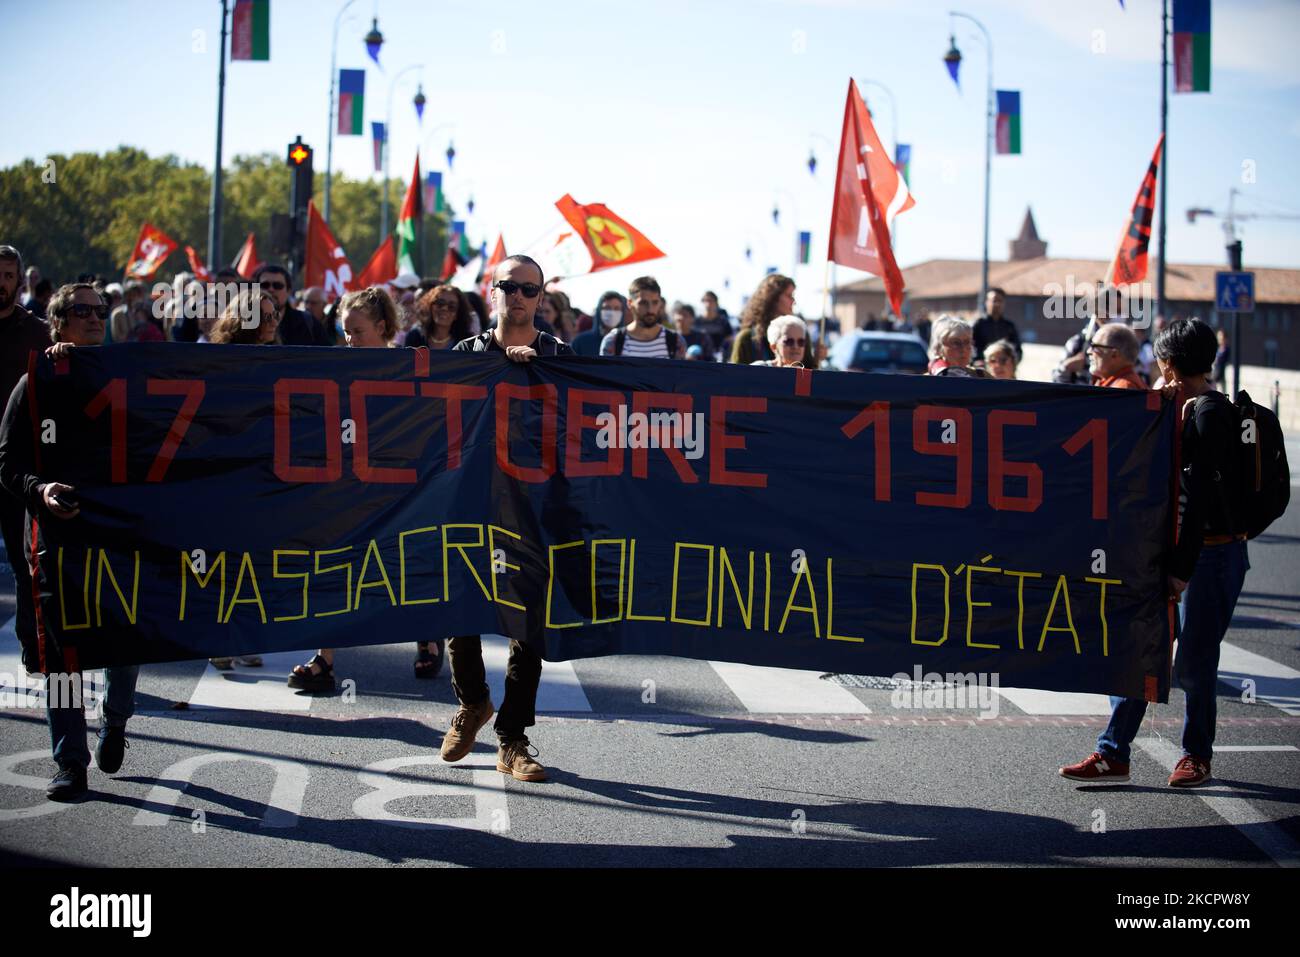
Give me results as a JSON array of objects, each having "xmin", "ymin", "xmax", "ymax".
[{"xmin": 1, "ymin": 494, "xmax": 1297, "ymax": 869}]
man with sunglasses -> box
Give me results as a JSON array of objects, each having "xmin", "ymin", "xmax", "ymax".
[
  {"xmin": 1087, "ymin": 322, "xmax": 1146, "ymax": 390},
  {"xmin": 253, "ymin": 264, "xmax": 329, "ymax": 346},
  {"xmin": 442, "ymin": 255, "xmax": 572, "ymax": 783},
  {"xmin": 0, "ymin": 283, "xmax": 140, "ymax": 800},
  {"xmin": 0, "ymin": 245, "xmax": 52, "ymax": 677}
]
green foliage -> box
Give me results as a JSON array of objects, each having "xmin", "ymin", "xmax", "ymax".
[{"xmin": 0, "ymin": 148, "xmax": 458, "ymax": 284}]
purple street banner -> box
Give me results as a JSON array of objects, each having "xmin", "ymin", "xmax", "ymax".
[{"xmin": 21, "ymin": 345, "xmax": 1177, "ymax": 700}]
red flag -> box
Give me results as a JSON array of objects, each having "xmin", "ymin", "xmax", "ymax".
[
  {"xmin": 232, "ymin": 232, "xmax": 262, "ymax": 279},
  {"xmin": 356, "ymin": 236, "xmax": 398, "ymax": 288},
  {"xmin": 827, "ymin": 79, "xmax": 913, "ymax": 316},
  {"xmin": 554, "ymin": 194, "xmax": 665, "ymax": 273},
  {"xmin": 1104, "ymin": 134, "xmax": 1164, "ymax": 287},
  {"xmin": 479, "ymin": 233, "xmax": 506, "ymax": 299},
  {"xmin": 303, "ymin": 200, "xmax": 354, "ymax": 301},
  {"xmin": 440, "ymin": 247, "xmax": 466, "ymax": 281},
  {"xmin": 185, "ymin": 246, "xmax": 213, "ymax": 282},
  {"xmin": 123, "ymin": 222, "xmax": 178, "ymax": 280}
]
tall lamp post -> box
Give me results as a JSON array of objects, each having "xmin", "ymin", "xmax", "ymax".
[
  {"xmin": 324, "ymin": 1, "xmax": 381, "ymax": 223},
  {"xmin": 944, "ymin": 11, "xmax": 994, "ymax": 307},
  {"xmin": 380, "ymin": 64, "xmax": 425, "ymax": 241},
  {"xmin": 207, "ymin": 0, "xmax": 230, "ymax": 272}
]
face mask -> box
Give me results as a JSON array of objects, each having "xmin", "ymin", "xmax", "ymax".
[{"xmin": 600, "ymin": 308, "xmax": 622, "ymax": 328}]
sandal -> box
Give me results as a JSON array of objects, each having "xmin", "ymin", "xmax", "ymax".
[
  {"xmin": 287, "ymin": 653, "xmax": 336, "ymax": 692},
  {"xmin": 414, "ymin": 640, "xmax": 444, "ymax": 680}
]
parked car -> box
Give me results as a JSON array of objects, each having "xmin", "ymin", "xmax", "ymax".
[{"xmin": 828, "ymin": 331, "xmax": 929, "ymax": 374}]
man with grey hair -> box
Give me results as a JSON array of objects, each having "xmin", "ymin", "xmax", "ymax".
[
  {"xmin": 0, "ymin": 245, "xmax": 52, "ymax": 675},
  {"xmin": 1088, "ymin": 322, "xmax": 1147, "ymax": 390}
]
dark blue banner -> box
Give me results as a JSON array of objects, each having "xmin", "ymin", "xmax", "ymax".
[{"xmin": 21, "ymin": 344, "xmax": 1177, "ymax": 700}]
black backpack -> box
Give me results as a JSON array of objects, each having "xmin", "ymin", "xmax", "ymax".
[
  {"xmin": 612, "ymin": 327, "xmax": 679, "ymax": 357},
  {"xmin": 1206, "ymin": 390, "xmax": 1291, "ymax": 539}
]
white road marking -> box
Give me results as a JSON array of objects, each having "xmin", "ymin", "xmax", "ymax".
[
  {"xmin": 353, "ymin": 754, "xmax": 508, "ymax": 832},
  {"xmin": 1212, "ymin": 745, "xmax": 1299, "ymax": 752},
  {"xmin": 708, "ymin": 661, "xmax": 870, "ymax": 713},
  {"xmin": 1136, "ymin": 736, "xmax": 1299, "ymax": 868},
  {"xmin": 186, "ymin": 652, "xmax": 314, "ymax": 712},
  {"xmin": 133, "ymin": 752, "xmax": 309, "ymax": 828},
  {"xmin": 994, "ymin": 688, "xmax": 1113, "ymax": 715},
  {"xmin": 1217, "ymin": 641, "xmax": 1300, "ymax": 716},
  {"xmin": 481, "ymin": 634, "xmax": 591, "ymax": 712},
  {"xmin": 0, "ymin": 750, "xmax": 78, "ymax": 821}
]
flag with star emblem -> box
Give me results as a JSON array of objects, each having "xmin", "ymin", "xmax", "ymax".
[{"xmin": 554, "ymin": 194, "xmax": 665, "ymax": 274}]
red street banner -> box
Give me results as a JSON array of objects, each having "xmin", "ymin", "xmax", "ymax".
[
  {"xmin": 185, "ymin": 246, "xmax": 213, "ymax": 282},
  {"xmin": 21, "ymin": 346, "xmax": 1178, "ymax": 705},
  {"xmin": 480, "ymin": 233, "xmax": 506, "ymax": 299},
  {"xmin": 554, "ymin": 194, "xmax": 665, "ymax": 274},
  {"xmin": 356, "ymin": 236, "xmax": 397, "ymax": 289},
  {"xmin": 827, "ymin": 79, "xmax": 913, "ymax": 316},
  {"xmin": 1105, "ymin": 135, "xmax": 1164, "ymax": 288},
  {"xmin": 123, "ymin": 223, "xmax": 178, "ymax": 280},
  {"xmin": 303, "ymin": 200, "xmax": 354, "ymax": 300}
]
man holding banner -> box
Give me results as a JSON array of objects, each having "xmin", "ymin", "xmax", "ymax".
[{"xmin": 442, "ymin": 254, "xmax": 574, "ymax": 783}]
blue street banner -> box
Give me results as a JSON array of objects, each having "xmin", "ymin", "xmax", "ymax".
[{"xmin": 18, "ymin": 346, "xmax": 1177, "ymax": 700}]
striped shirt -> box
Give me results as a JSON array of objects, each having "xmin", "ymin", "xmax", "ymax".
[{"xmin": 599, "ymin": 326, "xmax": 683, "ymax": 358}]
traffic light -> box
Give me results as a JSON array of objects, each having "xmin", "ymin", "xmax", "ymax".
[
  {"xmin": 286, "ymin": 136, "xmax": 313, "ymax": 281},
  {"xmin": 287, "ymin": 136, "xmax": 313, "ymax": 219}
]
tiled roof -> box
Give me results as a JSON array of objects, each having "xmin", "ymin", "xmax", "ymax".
[{"xmin": 839, "ymin": 257, "xmax": 1300, "ymax": 304}]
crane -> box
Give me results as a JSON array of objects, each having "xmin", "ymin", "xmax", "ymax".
[{"xmin": 1187, "ymin": 188, "xmax": 1300, "ymax": 243}]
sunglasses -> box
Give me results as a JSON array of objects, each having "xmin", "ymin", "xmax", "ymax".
[
  {"xmin": 1087, "ymin": 342, "xmax": 1118, "ymax": 354},
  {"xmin": 780, "ymin": 337, "xmax": 806, "ymax": 347},
  {"xmin": 67, "ymin": 303, "xmax": 110, "ymax": 320},
  {"xmin": 259, "ymin": 280, "xmax": 287, "ymax": 291},
  {"xmin": 493, "ymin": 281, "xmax": 542, "ymax": 299}
]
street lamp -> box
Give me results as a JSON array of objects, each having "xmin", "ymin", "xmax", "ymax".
[
  {"xmin": 364, "ymin": 17, "xmax": 384, "ymax": 64},
  {"xmin": 413, "ymin": 85, "xmax": 426, "ymax": 122},
  {"xmin": 944, "ymin": 12, "xmax": 994, "ymax": 306},
  {"xmin": 446, "ymin": 140, "xmax": 456, "ymax": 170},
  {"xmin": 380, "ymin": 64, "xmax": 425, "ymax": 242},
  {"xmin": 325, "ymin": 1, "xmax": 375, "ymax": 223}
]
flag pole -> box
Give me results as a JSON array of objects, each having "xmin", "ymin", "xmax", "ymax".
[
  {"xmin": 819, "ymin": 258, "xmax": 832, "ymax": 351},
  {"xmin": 207, "ymin": 0, "xmax": 229, "ymax": 273},
  {"xmin": 1157, "ymin": 0, "xmax": 1169, "ymax": 323}
]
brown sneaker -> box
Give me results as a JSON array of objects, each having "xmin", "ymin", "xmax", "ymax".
[
  {"xmin": 497, "ymin": 736, "xmax": 547, "ymax": 782},
  {"xmin": 440, "ymin": 698, "xmax": 494, "ymax": 762}
]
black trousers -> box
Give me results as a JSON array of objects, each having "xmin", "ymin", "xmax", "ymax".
[
  {"xmin": 0, "ymin": 500, "xmax": 36, "ymax": 669},
  {"xmin": 447, "ymin": 634, "xmax": 541, "ymax": 741}
]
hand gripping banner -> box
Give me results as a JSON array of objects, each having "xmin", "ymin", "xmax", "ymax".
[{"xmin": 21, "ymin": 345, "xmax": 1177, "ymax": 700}]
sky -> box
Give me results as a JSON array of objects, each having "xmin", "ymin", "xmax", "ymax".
[{"xmin": 5, "ymin": 0, "xmax": 1300, "ymax": 313}]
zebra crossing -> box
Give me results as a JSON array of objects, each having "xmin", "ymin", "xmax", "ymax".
[{"xmin": 2, "ymin": 618, "xmax": 1298, "ymax": 719}]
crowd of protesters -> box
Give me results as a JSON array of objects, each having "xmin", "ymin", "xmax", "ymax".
[{"xmin": 0, "ymin": 240, "xmax": 1264, "ymax": 797}]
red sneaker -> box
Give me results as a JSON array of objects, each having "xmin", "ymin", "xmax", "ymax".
[
  {"xmin": 1168, "ymin": 755, "xmax": 1211, "ymax": 788},
  {"xmin": 1059, "ymin": 751, "xmax": 1130, "ymax": 783}
]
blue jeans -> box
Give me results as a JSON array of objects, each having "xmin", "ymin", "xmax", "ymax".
[
  {"xmin": 47, "ymin": 666, "xmax": 139, "ymax": 770},
  {"xmin": 1097, "ymin": 540, "xmax": 1249, "ymax": 763}
]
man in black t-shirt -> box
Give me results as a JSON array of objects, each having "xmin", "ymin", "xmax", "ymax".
[
  {"xmin": 972, "ymin": 287, "xmax": 1021, "ymax": 360},
  {"xmin": 255, "ymin": 264, "xmax": 329, "ymax": 346},
  {"xmin": 442, "ymin": 254, "xmax": 571, "ymax": 785}
]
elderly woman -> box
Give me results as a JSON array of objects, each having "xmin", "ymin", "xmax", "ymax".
[
  {"xmin": 927, "ymin": 315, "xmax": 988, "ymax": 377},
  {"xmin": 289, "ymin": 286, "xmax": 445, "ymax": 690},
  {"xmin": 983, "ymin": 338, "xmax": 1018, "ymax": 380},
  {"xmin": 750, "ymin": 316, "xmax": 808, "ymax": 368},
  {"xmin": 732, "ymin": 274, "xmax": 814, "ymax": 367}
]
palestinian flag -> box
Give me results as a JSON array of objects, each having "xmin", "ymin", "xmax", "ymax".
[{"xmin": 396, "ymin": 154, "xmax": 421, "ymax": 276}]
